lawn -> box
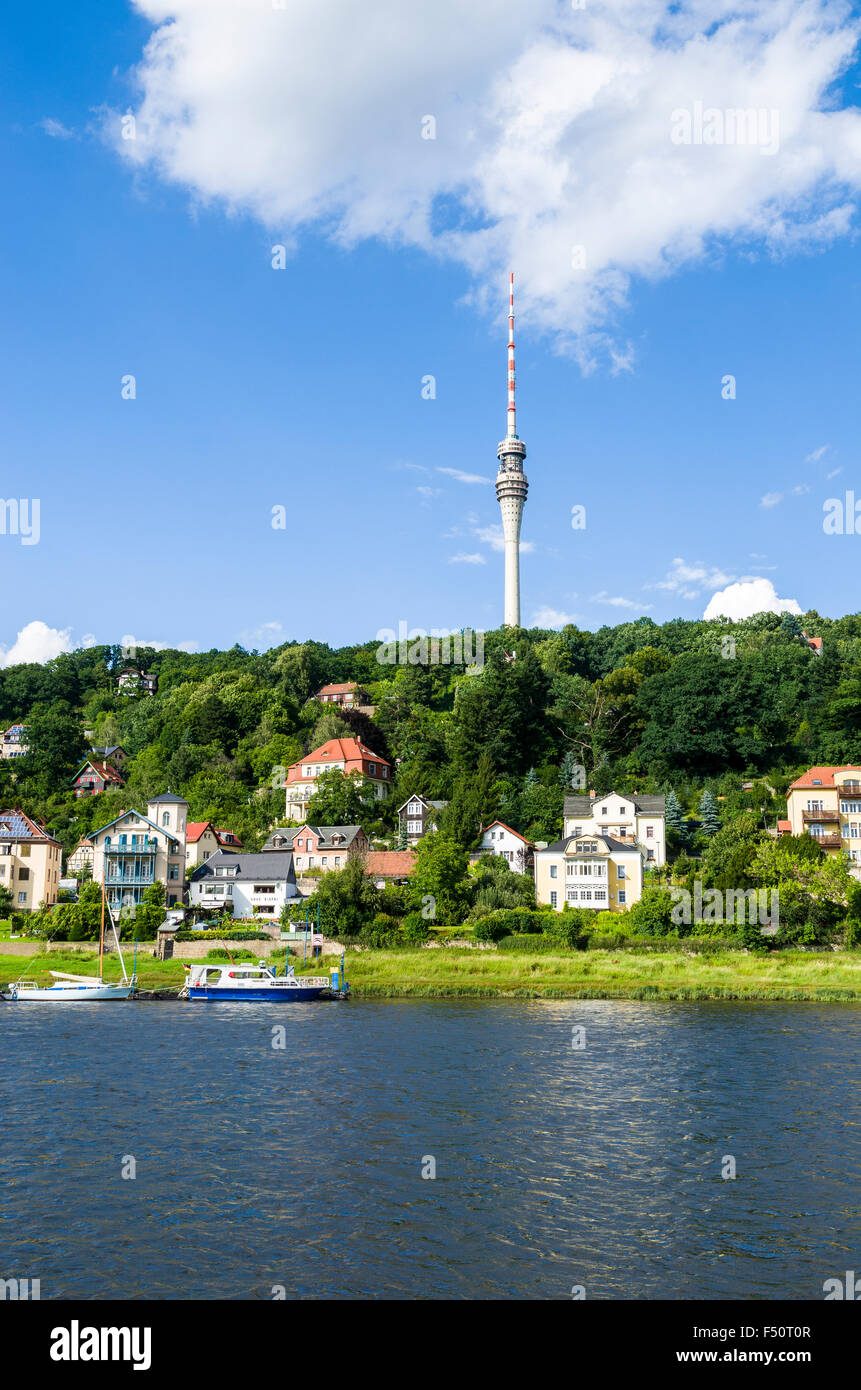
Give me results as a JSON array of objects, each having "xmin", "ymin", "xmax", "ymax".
[{"xmin": 1, "ymin": 945, "xmax": 859, "ymax": 1000}]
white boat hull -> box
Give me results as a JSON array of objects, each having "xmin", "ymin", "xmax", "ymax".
[{"xmin": 8, "ymin": 983, "xmax": 133, "ymax": 1002}]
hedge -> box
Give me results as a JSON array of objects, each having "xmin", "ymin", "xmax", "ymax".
[{"xmin": 174, "ymin": 929, "xmax": 276, "ymax": 942}]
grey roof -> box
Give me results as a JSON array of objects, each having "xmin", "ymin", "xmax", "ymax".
[
  {"xmin": 148, "ymin": 790, "xmax": 189, "ymax": 805},
  {"xmin": 564, "ymin": 792, "xmax": 666, "ymax": 817},
  {"xmin": 192, "ymin": 849, "xmax": 297, "ymax": 883},
  {"xmin": 537, "ymin": 833, "xmax": 642, "ymax": 855},
  {"xmin": 396, "ymin": 796, "xmax": 448, "ymax": 813},
  {"xmin": 261, "ymin": 825, "xmax": 363, "ymax": 852}
]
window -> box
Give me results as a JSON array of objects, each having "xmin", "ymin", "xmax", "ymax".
[
  {"xmin": 169, "ymin": 865, "xmax": 179, "ymax": 880},
  {"xmin": 646, "ymin": 849, "xmax": 655, "ymax": 861},
  {"xmin": 617, "ymin": 865, "xmax": 626, "ymax": 880},
  {"xmin": 368, "ymin": 763, "xmax": 376, "ymax": 775},
  {"xmin": 18, "ymin": 868, "xmax": 29, "ymax": 881},
  {"xmin": 594, "ymin": 890, "xmax": 606, "ymax": 902},
  {"xmin": 550, "ymin": 865, "xmax": 557, "ymax": 879},
  {"xmin": 409, "ymin": 802, "xmax": 421, "ymax": 814},
  {"xmin": 334, "ymin": 856, "xmax": 341, "ymax": 867},
  {"xmin": 807, "ymin": 799, "xmax": 823, "ymax": 811},
  {"xmin": 322, "ymin": 856, "xmax": 328, "ymax": 866},
  {"xmin": 550, "ymin": 891, "xmax": 557, "ymax": 907},
  {"xmin": 646, "ymin": 826, "xmax": 654, "ymax": 838},
  {"xmin": 20, "ymin": 844, "xmax": 30, "ymax": 858},
  {"xmin": 162, "ymin": 812, "xmax": 170, "ymax": 826},
  {"xmin": 573, "ymin": 826, "xmax": 582, "ymax": 836},
  {"xmin": 18, "ymin": 891, "xmax": 26, "ymax": 903},
  {"xmin": 618, "ymin": 891, "xmax": 627, "ymax": 905},
  {"xmin": 408, "ymin": 820, "xmax": 421, "ymax": 834}
]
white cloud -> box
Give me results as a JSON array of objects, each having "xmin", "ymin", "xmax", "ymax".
[
  {"xmin": 591, "ymin": 591, "xmax": 652, "ymax": 611},
  {"xmin": 827, "ymin": 466, "xmax": 842, "ymax": 479},
  {"xmin": 0, "ymin": 621, "xmax": 72, "ymax": 667},
  {"xmin": 474, "ymin": 523, "xmax": 535, "ymax": 553},
  {"xmin": 449, "ymin": 552, "xmax": 486, "ymax": 565},
  {"xmin": 532, "ymin": 605, "xmax": 579, "ymax": 629},
  {"xmin": 791, "ymin": 483, "xmax": 811, "ymax": 495},
  {"xmin": 121, "ymin": 632, "xmax": 198, "ymax": 654},
  {"xmin": 436, "ymin": 468, "xmax": 491, "ymax": 485},
  {"xmin": 416, "ymin": 485, "xmax": 442, "ymax": 499},
  {"xmin": 650, "ymin": 557, "xmax": 735, "ymax": 596},
  {"xmin": 39, "ymin": 117, "xmax": 76, "ymax": 140},
  {"xmin": 238, "ymin": 621, "xmax": 285, "ymax": 650},
  {"xmin": 760, "ymin": 491, "xmax": 783, "ymax": 508},
  {"xmin": 703, "ymin": 578, "xmax": 802, "ymax": 621},
  {"xmin": 806, "ymin": 444, "xmax": 829, "ymax": 462},
  {"xmin": 116, "ymin": 1, "xmax": 861, "ymax": 357}
]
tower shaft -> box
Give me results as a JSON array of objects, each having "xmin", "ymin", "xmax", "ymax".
[{"xmin": 496, "ymin": 272, "xmax": 528, "ymax": 627}]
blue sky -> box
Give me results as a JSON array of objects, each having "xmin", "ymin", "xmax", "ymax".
[{"xmin": 1, "ymin": 1, "xmax": 860, "ymax": 661}]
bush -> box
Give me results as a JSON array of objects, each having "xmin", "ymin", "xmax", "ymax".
[
  {"xmin": 497, "ymin": 934, "xmax": 566, "ymax": 953},
  {"xmin": 401, "ymin": 911, "xmax": 430, "ymax": 945},
  {"xmin": 627, "ymin": 887, "xmax": 677, "ymax": 937},
  {"xmin": 175, "ymin": 929, "xmax": 275, "ymax": 942},
  {"xmin": 472, "ymin": 916, "xmax": 511, "ymax": 943},
  {"xmin": 472, "ymin": 907, "xmax": 544, "ymax": 940},
  {"xmin": 204, "ymin": 948, "xmax": 257, "ymax": 962}
]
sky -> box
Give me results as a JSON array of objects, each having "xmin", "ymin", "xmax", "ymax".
[{"xmin": 1, "ymin": 0, "xmax": 861, "ymax": 664}]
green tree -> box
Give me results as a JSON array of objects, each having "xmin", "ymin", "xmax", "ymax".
[
  {"xmin": 699, "ymin": 789, "xmax": 721, "ymax": 837},
  {"xmin": 409, "ymin": 834, "xmax": 470, "ymax": 926}
]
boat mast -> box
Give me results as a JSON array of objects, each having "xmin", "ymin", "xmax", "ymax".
[{"xmin": 98, "ymin": 874, "xmax": 105, "ymax": 981}]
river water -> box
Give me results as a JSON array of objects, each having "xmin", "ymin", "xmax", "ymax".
[{"xmin": 2, "ymin": 999, "xmax": 859, "ymax": 1299}]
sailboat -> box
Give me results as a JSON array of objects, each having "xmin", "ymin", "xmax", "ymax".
[{"xmin": 5, "ymin": 878, "xmax": 135, "ymax": 1003}]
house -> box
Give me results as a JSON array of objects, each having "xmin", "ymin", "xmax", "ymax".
[
  {"xmin": 309, "ymin": 682, "xmax": 370, "ymax": 708},
  {"xmin": 261, "ymin": 824, "xmax": 367, "ymax": 871},
  {"xmin": 189, "ymin": 850, "xmax": 299, "ymax": 920},
  {"xmin": 117, "ymin": 669, "xmax": 158, "ymax": 696},
  {"xmin": 185, "ymin": 821, "xmax": 243, "ymax": 868},
  {"xmin": 284, "ymin": 737, "xmax": 391, "ymax": 821},
  {"xmin": 802, "ymin": 634, "xmax": 823, "ymax": 656},
  {"xmin": 71, "ymin": 758, "xmax": 125, "ymax": 798},
  {"xmin": 563, "ymin": 791, "xmax": 667, "ymax": 867},
  {"xmin": 67, "ymin": 838, "xmax": 95, "ymax": 875},
  {"xmin": 397, "ymin": 795, "xmax": 447, "ymax": 845},
  {"xmin": 474, "ymin": 820, "xmax": 533, "ymax": 873},
  {"xmin": 0, "ymin": 809, "xmax": 62, "ymax": 911},
  {"xmin": 783, "ymin": 766, "xmax": 861, "ymax": 878},
  {"xmin": 90, "ymin": 791, "xmax": 189, "ymax": 911},
  {"xmin": 535, "ymin": 833, "xmax": 643, "ymax": 913},
  {"xmin": 1, "ymin": 724, "xmax": 29, "ymax": 759},
  {"xmin": 90, "ymin": 744, "xmax": 129, "ymax": 770},
  {"xmin": 363, "ymin": 850, "xmax": 417, "ymax": 888}
]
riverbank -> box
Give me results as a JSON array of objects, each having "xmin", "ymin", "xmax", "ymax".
[{"xmin": 2, "ymin": 946, "xmax": 860, "ymax": 1000}]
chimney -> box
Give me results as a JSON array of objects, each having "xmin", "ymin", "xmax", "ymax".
[{"xmin": 588, "ymin": 788, "xmax": 595, "ymax": 798}]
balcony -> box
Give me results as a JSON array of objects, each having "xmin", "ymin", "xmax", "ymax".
[
  {"xmin": 802, "ymin": 810, "xmax": 840, "ymax": 824},
  {"xmin": 811, "ymin": 834, "xmax": 843, "ymax": 850}
]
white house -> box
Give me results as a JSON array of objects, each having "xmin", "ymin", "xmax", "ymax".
[
  {"xmin": 563, "ymin": 792, "xmax": 666, "ymax": 867},
  {"xmin": 475, "ymin": 820, "xmax": 533, "ymax": 873},
  {"xmin": 189, "ymin": 850, "xmax": 300, "ymax": 921}
]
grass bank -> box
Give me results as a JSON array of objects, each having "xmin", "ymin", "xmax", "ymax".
[{"xmin": 2, "ymin": 946, "xmax": 860, "ymax": 1001}]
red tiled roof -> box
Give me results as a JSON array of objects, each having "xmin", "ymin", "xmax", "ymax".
[
  {"xmin": 788, "ymin": 766, "xmax": 861, "ymax": 790},
  {"xmin": 287, "ymin": 738, "xmax": 390, "ymax": 781},
  {"xmin": 215, "ymin": 829, "xmax": 243, "ymax": 847},
  {"xmin": 317, "ymin": 683, "xmax": 360, "ymax": 696},
  {"xmin": 363, "ymin": 851, "xmax": 417, "ymax": 877},
  {"xmin": 76, "ymin": 760, "xmax": 123, "ymax": 786},
  {"xmin": 806, "ymin": 636, "xmax": 823, "ymax": 651},
  {"xmin": 482, "ymin": 819, "xmax": 533, "ymax": 846},
  {"xmin": 186, "ymin": 821, "xmax": 214, "ymax": 843},
  {"xmin": 777, "ymin": 820, "xmax": 792, "ymax": 833}
]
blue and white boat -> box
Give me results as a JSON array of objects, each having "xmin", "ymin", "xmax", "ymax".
[{"xmin": 183, "ymin": 959, "xmax": 348, "ymax": 1002}]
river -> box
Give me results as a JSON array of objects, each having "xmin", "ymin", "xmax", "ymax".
[{"xmin": 2, "ymin": 999, "xmax": 858, "ymax": 1299}]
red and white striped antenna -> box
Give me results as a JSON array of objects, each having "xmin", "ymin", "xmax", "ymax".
[{"xmin": 507, "ymin": 271, "xmax": 517, "ymax": 439}]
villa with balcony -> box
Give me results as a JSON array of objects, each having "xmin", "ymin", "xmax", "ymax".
[
  {"xmin": 89, "ymin": 791, "xmax": 189, "ymax": 910},
  {"xmin": 189, "ymin": 850, "xmax": 299, "ymax": 919},
  {"xmin": 783, "ymin": 766, "xmax": 861, "ymax": 879}
]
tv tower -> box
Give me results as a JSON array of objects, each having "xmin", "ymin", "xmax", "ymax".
[{"xmin": 496, "ymin": 272, "xmax": 528, "ymax": 628}]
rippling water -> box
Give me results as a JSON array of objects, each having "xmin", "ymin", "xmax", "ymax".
[{"xmin": 2, "ymin": 999, "xmax": 859, "ymax": 1299}]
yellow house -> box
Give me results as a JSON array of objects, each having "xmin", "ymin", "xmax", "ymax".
[
  {"xmin": 91, "ymin": 792, "xmax": 189, "ymax": 911},
  {"xmin": 784, "ymin": 766, "xmax": 861, "ymax": 877},
  {"xmin": 535, "ymin": 833, "xmax": 643, "ymax": 913},
  {"xmin": 0, "ymin": 809, "xmax": 62, "ymax": 911}
]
